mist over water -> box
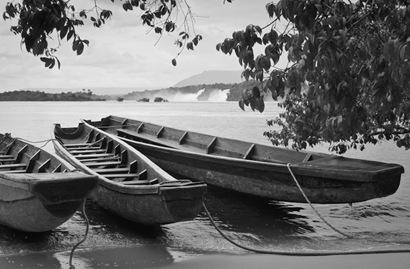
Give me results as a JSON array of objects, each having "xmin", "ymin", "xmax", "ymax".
[{"xmin": 167, "ymin": 89, "xmax": 230, "ymax": 102}]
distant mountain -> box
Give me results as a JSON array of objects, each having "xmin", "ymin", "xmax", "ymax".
[{"xmin": 174, "ymin": 70, "xmax": 243, "ymax": 87}]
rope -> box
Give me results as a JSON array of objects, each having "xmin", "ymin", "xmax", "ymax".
[
  {"xmin": 286, "ymin": 163, "xmax": 352, "ymax": 238},
  {"xmin": 85, "ymin": 137, "xmax": 105, "ymax": 148},
  {"xmin": 203, "ymin": 202, "xmax": 410, "ymax": 256},
  {"xmin": 69, "ymin": 200, "xmax": 90, "ymax": 269},
  {"xmin": 202, "ymin": 163, "xmax": 410, "ymax": 255},
  {"xmin": 12, "ymin": 137, "xmax": 58, "ymax": 149}
]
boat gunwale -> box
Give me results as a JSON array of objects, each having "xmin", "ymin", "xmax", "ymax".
[{"xmin": 112, "ymin": 129, "xmax": 404, "ymax": 183}]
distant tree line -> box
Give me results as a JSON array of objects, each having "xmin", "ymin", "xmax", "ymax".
[{"xmin": 0, "ymin": 90, "xmax": 106, "ymax": 101}]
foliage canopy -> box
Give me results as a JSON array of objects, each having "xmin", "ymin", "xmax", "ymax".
[
  {"xmin": 217, "ymin": 0, "xmax": 410, "ymax": 153},
  {"xmin": 3, "ymin": 0, "xmax": 202, "ymax": 68},
  {"xmin": 3, "ymin": 0, "xmax": 410, "ymax": 153}
]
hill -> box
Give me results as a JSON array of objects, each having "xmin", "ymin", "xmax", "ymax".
[{"xmin": 174, "ymin": 70, "xmax": 243, "ymax": 87}]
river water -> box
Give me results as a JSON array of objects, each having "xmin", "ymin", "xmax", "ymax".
[{"xmin": 0, "ymin": 101, "xmax": 409, "ymax": 268}]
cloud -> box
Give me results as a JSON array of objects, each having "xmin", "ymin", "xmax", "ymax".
[{"xmin": 0, "ymin": 0, "xmax": 280, "ymax": 92}]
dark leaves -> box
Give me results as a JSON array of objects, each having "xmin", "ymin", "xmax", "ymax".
[{"xmin": 218, "ymin": 0, "xmax": 410, "ymax": 153}]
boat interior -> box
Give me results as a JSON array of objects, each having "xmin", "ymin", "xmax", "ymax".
[
  {"xmin": 89, "ymin": 116, "xmax": 329, "ymax": 165},
  {"xmin": 0, "ymin": 134, "xmax": 67, "ymax": 174},
  {"xmin": 54, "ymin": 125, "xmax": 165, "ymax": 186}
]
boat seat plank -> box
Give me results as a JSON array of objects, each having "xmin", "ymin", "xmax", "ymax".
[
  {"xmin": 156, "ymin": 127, "xmax": 164, "ymax": 138},
  {"xmin": 66, "ymin": 146, "xmax": 101, "ymax": 151},
  {"xmin": 150, "ymin": 178, "xmax": 159, "ymax": 184},
  {"xmin": 179, "ymin": 131, "xmax": 188, "ymax": 144},
  {"xmin": 0, "ymin": 155, "xmax": 14, "ymax": 159},
  {"xmin": 93, "ymin": 167, "xmax": 130, "ymax": 174},
  {"xmin": 120, "ymin": 180, "xmax": 150, "ymax": 185},
  {"xmin": 0, "ymin": 158, "xmax": 16, "ymax": 163},
  {"xmin": 104, "ymin": 173, "xmax": 140, "ymax": 179},
  {"xmin": 85, "ymin": 161, "xmax": 121, "ymax": 167},
  {"xmin": 76, "ymin": 153, "xmax": 115, "ymax": 159},
  {"xmin": 0, "ymin": 170, "xmax": 27, "ymax": 174},
  {"xmin": 207, "ymin": 137, "xmax": 217, "ymax": 154},
  {"xmin": 243, "ymin": 144, "xmax": 255, "ymax": 159},
  {"xmin": 138, "ymin": 169, "xmax": 147, "ymax": 180},
  {"xmin": 0, "ymin": 163, "xmax": 27, "ymax": 169},
  {"xmin": 79, "ymin": 156, "xmax": 119, "ymax": 163},
  {"xmin": 64, "ymin": 143, "xmax": 95, "ymax": 147},
  {"xmin": 69, "ymin": 149, "xmax": 107, "ymax": 155},
  {"xmin": 303, "ymin": 153, "xmax": 312, "ymax": 163}
]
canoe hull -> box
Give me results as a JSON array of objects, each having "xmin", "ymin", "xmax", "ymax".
[
  {"xmin": 0, "ymin": 173, "xmax": 97, "ymax": 232},
  {"xmin": 0, "ymin": 132, "xmax": 98, "ymax": 232},
  {"xmin": 90, "ymin": 183, "xmax": 205, "ymax": 224},
  {"xmin": 86, "ymin": 115, "xmax": 404, "ymax": 204},
  {"xmin": 52, "ymin": 123, "xmax": 207, "ymax": 225},
  {"xmin": 121, "ymin": 139, "xmax": 401, "ymax": 204}
]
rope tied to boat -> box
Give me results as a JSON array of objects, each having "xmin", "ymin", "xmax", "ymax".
[
  {"xmin": 11, "ymin": 137, "xmax": 58, "ymax": 149},
  {"xmin": 286, "ymin": 163, "xmax": 352, "ymax": 238},
  {"xmin": 203, "ymin": 163, "xmax": 410, "ymax": 256},
  {"xmin": 69, "ymin": 200, "xmax": 90, "ymax": 269}
]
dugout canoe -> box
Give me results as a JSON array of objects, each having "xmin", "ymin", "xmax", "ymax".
[
  {"xmin": 52, "ymin": 121, "xmax": 206, "ymax": 225},
  {"xmin": 85, "ymin": 115, "xmax": 405, "ymax": 204},
  {"xmin": 0, "ymin": 133, "xmax": 98, "ymax": 232}
]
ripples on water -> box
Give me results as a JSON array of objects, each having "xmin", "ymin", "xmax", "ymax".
[{"xmin": 0, "ymin": 101, "xmax": 409, "ymax": 261}]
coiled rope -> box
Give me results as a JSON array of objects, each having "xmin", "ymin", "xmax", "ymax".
[{"xmin": 202, "ymin": 163, "xmax": 410, "ymax": 256}]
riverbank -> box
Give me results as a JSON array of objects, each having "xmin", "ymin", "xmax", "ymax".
[{"xmin": 1, "ymin": 244, "xmax": 409, "ymax": 269}]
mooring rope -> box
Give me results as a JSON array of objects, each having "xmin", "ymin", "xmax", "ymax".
[
  {"xmin": 203, "ymin": 163, "xmax": 410, "ymax": 255},
  {"xmin": 12, "ymin": 137, "xmax": 57, "ymax": 149},
  {"xmin": 203, "ymin": 202, "xmax": 410, "ymax": 255},
  {"xmin": 286, "ymin": 163, "xmax": 352, "ymax": 238},
  {"xmin": 69, "ymin": 200, "xmax": 90, "ymax": 269}
]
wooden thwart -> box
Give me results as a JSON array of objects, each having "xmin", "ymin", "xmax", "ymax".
[
  {"xmin": 104, "ymin": 173, "xmax": 140, "ymax": 179},
  {"xmin": 85, "ymin": 161, "xmax": 121, "ymax": 167},
  {"xmin": 69, "ymin": 149, "xmax": 106, "ymax": 155},
  {"xmin": 76, "ymin": 153, "xmax": 114, "ymax": 159},
  {"xmin": 0, "ymin": 163, "xmax": 27, "ymax": 170},
  {"xmin": 80, "ymin": 156, "xmax": 119, "ymax": 163},
  {"xmin": 93, "ymin": 167, "xmax": 130, "ymax": 174}
]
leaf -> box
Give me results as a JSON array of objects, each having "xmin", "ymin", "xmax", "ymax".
[
  {"xmin": 187, "ymin": 42, "xmax": 194, "ymax": 50},
  {"xmin": 165, "ymin": 21, "xmax": 175, "ymax": 32},
  {"xmin": 239, "ymin": 99, "xmax": 245, "ymax": 111},
  {"xmin": 266, "ymin": 3, "xmax": 276, "ymax": 18},
  {"xmin": 257, "ymin": 98, "xmax": 265, "ymax": 113},
  {"xmin": 67, "ymin": 29, "xmax": 74, "ymax": 41},
  {"xmin": 76, "ymin": 42, "xmax": 84, "ymax": 55},
  {"xmin": 60, "ymin": 26, "xmax": 68, "ymax": 40},
  {"xmin": 268, "ymin": 29, "xmax": 278, "ymax": 44},
  {"xmin": 251, "ymin": 86, "xmax": 261, "ymax": 98},
  {"xmin": 171, "ymin": 58, "xmax": 177, "ymax": 66}
]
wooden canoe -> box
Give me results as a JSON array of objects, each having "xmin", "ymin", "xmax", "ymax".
[
  {"xmin": 52, "ymin": 121, "xmax": 207, "ymax": 225},
  {"xmin": 85, "ymin": 115, "xmax": 405, "ymax": 204},
  {"xmin": 0, "ymin": 133, "xmax": 98, "ymax": 232}
]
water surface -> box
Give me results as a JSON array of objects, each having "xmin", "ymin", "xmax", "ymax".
[{"xmin": 0, "ymin": 101, "xmax": 409, "ymax": 268}]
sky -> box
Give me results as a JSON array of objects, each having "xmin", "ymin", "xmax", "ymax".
[{"xmin": 0, "ymin": 0, "xmax": 281, "ymax": 93}]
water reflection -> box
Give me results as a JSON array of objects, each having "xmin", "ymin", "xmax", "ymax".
[
  {"xmin": 0, "ymin": 187, "xmax": 319, "ymax": 257},
  {"xmin": 201, "ymin": 186, "xmax": 314, "ymax": 240},
  {"xmin": 0, "ymin": 245, "xmax": 174, "ymax": 269}
]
